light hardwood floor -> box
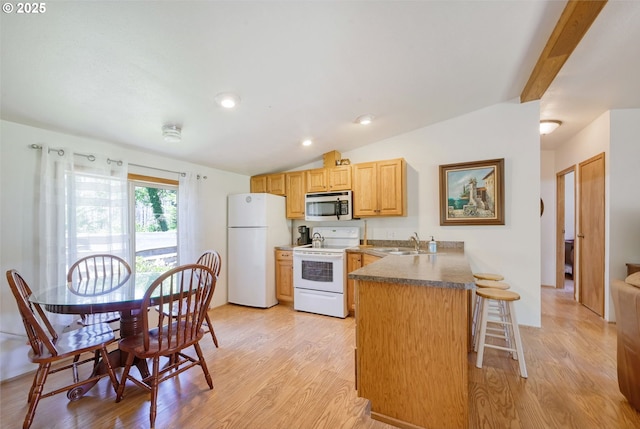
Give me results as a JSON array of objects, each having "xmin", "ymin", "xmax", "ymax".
[{"xmin": 2, "ymin": 284, "xmax": 639, "ymax": 429}]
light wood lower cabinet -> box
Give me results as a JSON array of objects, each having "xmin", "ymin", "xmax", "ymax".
[
  {"xmin": 356, "ymin": 280, "xmax": 469, "ymax": 429},
  {"xmin": 275, "ymin": 250, "xmax": 293, "ymax": 302},
  {"xmin": 346, "ymin": 252, "xmax": 381, "ymax": 314}
]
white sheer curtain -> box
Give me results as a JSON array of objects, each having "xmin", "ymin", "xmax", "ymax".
[
  {"xmin": 39, "ymin": 147, "xmax": 129, "ymax": 289},
  {"xmin": 178, "ymin": 172, "xmax": 202, "ymax": 264},
  {"xmin": 38, "ymin": 145, "xmax": 73, "ymax": 290}
]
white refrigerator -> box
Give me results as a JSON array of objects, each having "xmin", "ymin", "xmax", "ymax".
[{"xmin": 227, "ymin": 193, "xmax": 290, "ymax": 308}]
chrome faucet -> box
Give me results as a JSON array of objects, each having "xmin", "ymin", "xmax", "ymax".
[{"xmin": 409, "ymin": 232, "xmax": 420, "ymax": 251}]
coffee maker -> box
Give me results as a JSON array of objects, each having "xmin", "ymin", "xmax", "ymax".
[{"xmin": 297, "ymin": 225, "xmax": 311, "ymax": 245}]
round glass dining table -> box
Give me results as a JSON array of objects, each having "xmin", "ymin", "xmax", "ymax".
[
  {"xmin": 30, "ymin": 272, "xmax": 161, "ymax": 338},
  {"xmin": 29, "ymin": 272, "xmax": 162, "ymax": 400}
]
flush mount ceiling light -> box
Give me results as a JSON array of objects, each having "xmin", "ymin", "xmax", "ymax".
[
  {"xmin": 162, "ymin": 125, "xmax": 182, "ymax": 143},
  {"xmin": 540, "ymin": 120, "xmax": 562, "ymax": 135},
  {"xmin": 215, "ymin": 92, "xmax": 241, "ymax": 109},
  {"xmin": 302, "ymin": 139, "xmax": 313, "ymax": 147},
  {"xmin": 355, "ymin": 114, "xmax": 375, "ymax": 125}
]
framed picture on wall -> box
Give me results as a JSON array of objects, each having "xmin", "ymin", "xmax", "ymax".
[{"xmin": 439, "ymin": 158, "xmax": 505, "ymax": 226}]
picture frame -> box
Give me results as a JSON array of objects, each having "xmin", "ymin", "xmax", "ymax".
[{"xmin": 439, "ymin": 158, "xmax": 504, "ymax": 226}]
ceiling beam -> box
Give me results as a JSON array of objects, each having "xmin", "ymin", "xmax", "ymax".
[{"xmin": 520, "ymin": 0, "xmax": 608, "ymax": 103}]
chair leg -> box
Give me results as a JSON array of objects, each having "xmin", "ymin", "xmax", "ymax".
[
  {"xmin": 194, "ymin": 342, "xmax": 214, "ymax": 389},
  {"xmin": 205, "ymin": 313, "xmax": 219, "ymax": 348},
  {"xmin": 27, "ymin": 366, "xmax": 43, "ymax": 404},
  {"xmin": 115, "ymin": 352, "xmax": 135, "ymax": 403},
  {"xmin": 99, "ymin": 346, "xmax": 119, "ymax": 394},
  {"xmin": 24, "ymin": 363, "xmax": 51, "ymax": 429},
  {"xmin": 150, "ymin": 356, "xmax": 160, "ymax": 429},
  {"xmin": 509, "ymin": 301, "xmax": 528, "ymax": 378},
  {"xmin": 475, "ymin": 299, "xmax": 490, "ymax": 368}
]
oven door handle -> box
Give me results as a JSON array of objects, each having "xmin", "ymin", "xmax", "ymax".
[{"xmin": 294, "ymin": 252, "xmax": 344, "ymax": 258}]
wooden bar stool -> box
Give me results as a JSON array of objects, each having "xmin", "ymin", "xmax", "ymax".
[
  {"xmin": 471, "ymin": 279, "xmax": 510, "ymax": 345},
  {"xmin": 475, "ymin": 288, "xmax": 527, "ymax": 378}
]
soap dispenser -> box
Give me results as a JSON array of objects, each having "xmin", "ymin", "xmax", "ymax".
[{"xmin": 428, "ymin": 236, "xmax": 437, "ymax": 253}]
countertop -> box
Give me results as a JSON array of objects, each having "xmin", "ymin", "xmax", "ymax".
[{"xmin": 348, "ymin": 248, "xmax": 475, "ymax": 290}]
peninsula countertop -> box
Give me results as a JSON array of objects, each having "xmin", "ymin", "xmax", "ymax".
[{"xmin": 348, "ymin": 249, "xmax": 475, "ymax": 290}]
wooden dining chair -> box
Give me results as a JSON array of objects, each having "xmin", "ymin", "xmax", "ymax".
[
  {"xmin": 195, "ymin": 250, "xmax": 222, "ymax": 347},
  {"xmin": 6, "ymin": 269, "xmax": 120, "ymax": 429},
  {"xmin": 162, "ymin": 250, "xmax": 221, "ymax": 347},
  {"xmin": 67, "ymin": 254, "xmax": 132, "ymax": 327},
  {"xmin": 115, "ymin": 263, "xmax": 217, "ymax": 429}
]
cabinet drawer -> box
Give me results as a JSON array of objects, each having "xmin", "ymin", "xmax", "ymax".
[{"xmin": 276, "ymin": 250, "xmax": 292, "ymax": 260}]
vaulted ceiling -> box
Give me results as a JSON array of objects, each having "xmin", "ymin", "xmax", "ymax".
[{"xmin": 1, "ymin": 1, "xmax": 639, "ymax": 176}]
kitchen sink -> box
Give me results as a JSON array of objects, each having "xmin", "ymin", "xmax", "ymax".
[
  {"xmin": 374, "ymin": 247, "xmax": 446, "ymax": 255},
  {"xmin": 388, "ymin": 250, "xmax": 430, "ymax": 255},
  {"xmin": 375, "ymin": 247, "xmax": 430, "ymax": 255}
]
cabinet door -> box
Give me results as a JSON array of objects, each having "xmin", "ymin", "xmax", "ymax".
[
  {"xmin": 286, "ymin": 171, "xmax": 306, "ymax": 219},
  {"xmin": 347, "ymin": 252, "xmax": 363, "ymax": 314},
  {"xmin": 250, "ymin": 175, "xmax": 268, "ymax": 193},
  {"xmin": 267, "ymin": 173, "xmax": 286, "ymax": 196},
  {"xmin": 305, "ymin": 168, "xmax": 327, "ymax": 193},
  {"xmin": 353, "ymin": 162, "xmax": 378, "ymax": 217},
  {"xmin": 328, "ymin": 166, "xmax": 352, "ymax": 191},
  {"xmin": 275, "ymin": 251, "xmax": 293, "ymax": 302},
  {"xmin": 377, "ymin": 159, "xmax": 406, "ymax": 216},
  {"xmin": 362, "ymin": 254, "xmax": 381, "ymax": 266}
]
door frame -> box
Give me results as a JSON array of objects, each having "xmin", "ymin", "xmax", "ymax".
[{"xmin": 556, "ymin": 166, "xmax": 576, "ymax": 291}]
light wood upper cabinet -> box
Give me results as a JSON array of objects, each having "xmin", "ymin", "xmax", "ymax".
[
  {"xmin": 250, "ymin": 175, "xmax": 268, "ymax": 193},
  {"xmin": 328, "ymin": 165, "xmax": 352, "ymax": 191},
  {"xmin": 306, "ymin": 168, "xmax": 327, "ymax": 193},
  {"xmin": 353, "ymin": 158, "xmax": 406, "ymax": 217},
  {"xmin": 285, "ymin": 171, "xmax": 306, "ymax": 219},
  {"xmin": 250, "ymin": 173, "xmax": 285, "ymax": 196},
  {"xmin": 306, "ymin": 166, "xmax": 352, "ymax": 193}
]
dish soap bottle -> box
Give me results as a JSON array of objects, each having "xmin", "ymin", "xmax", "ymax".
[{"xmin": 428, "ymin": 236, "xmax": 437, "ymax": 253}]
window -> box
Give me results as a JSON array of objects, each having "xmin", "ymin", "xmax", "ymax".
[{"xmin": 129, "ymin": 175, "xmax": 178, "ymax": 273}]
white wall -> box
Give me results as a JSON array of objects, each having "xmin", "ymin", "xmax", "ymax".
[
  {"xmin": 341, "ymin": 100, "xmax": 542, "ymax": 327},
  {"xmin": 0, "ymin": 119, "xmax": 249, "ymax": 380},
  {"xmin": 609, "ymin": 109, "xmax": 640, "ymax": 308}
]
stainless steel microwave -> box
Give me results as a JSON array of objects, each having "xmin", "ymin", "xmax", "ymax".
[{"xmin": 305, "ymin": 190, "xmax": 353, "ymax": 221}]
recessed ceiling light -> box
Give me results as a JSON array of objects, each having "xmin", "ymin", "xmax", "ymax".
[
  {"xmin": 162, "ymin": 125, "xmax": 181, "ymax": 143},
  {"xmin": 215, "ymin": 92, "xmax": 241, "ymax": 109},
  {"xmin": 302, "ymin": 139, "xmax": 313, "ymax": 147},
  {"xmin": 540, "ymin": 120, "xmax": 562, "ymax": 135},
  {"xmin": 355, "ymin": 114, "xmax": 375, "ymax": 125}
]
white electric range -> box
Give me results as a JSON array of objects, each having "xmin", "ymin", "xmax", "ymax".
[{"xmin": 292, "ymin": 226, "xmax": 360, "ymax": 318}]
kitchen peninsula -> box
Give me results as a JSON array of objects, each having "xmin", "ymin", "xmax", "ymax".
[{"xmin": 349, "ymin": 249, "xmax": 475, "ymax": 429}]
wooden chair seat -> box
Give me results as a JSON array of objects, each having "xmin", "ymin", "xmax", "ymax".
[
  {"xmin": 78, "ymin": 311, "xmax": 121, "ymax": 326},
  {"xmin": 30, "ymin": 323, "xmax": 116, "ymax": 361},
  {"xmin": 119, "ymin": 321, "xmax": 204, "ymax": 357},
  {"xmin": 475, "ymin": 279, "xmax": 510, "ymax": 290},
  {"xmin": 473, "ymin": 272, "xmax": 504, "ymax": 281}
]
